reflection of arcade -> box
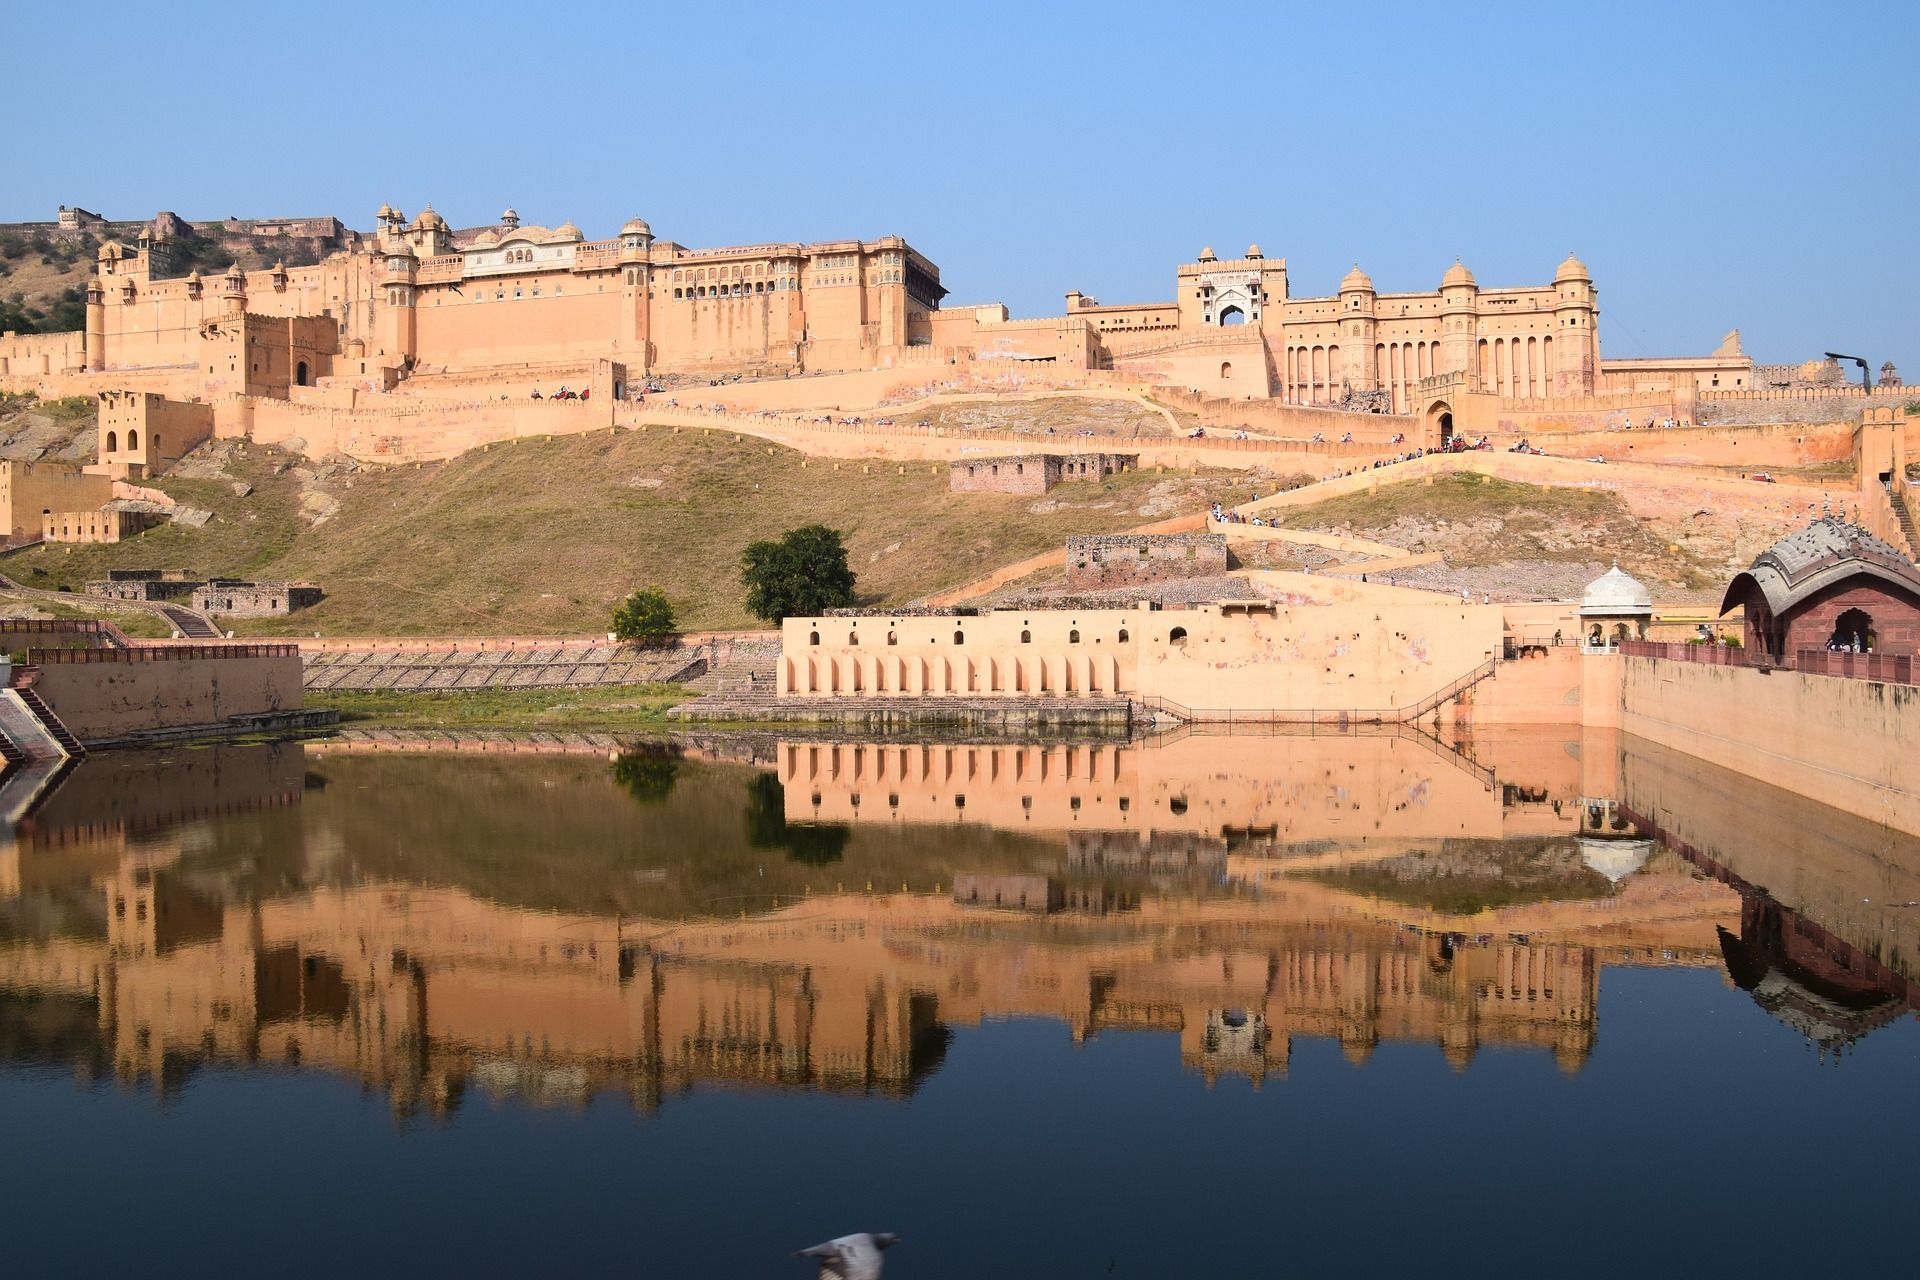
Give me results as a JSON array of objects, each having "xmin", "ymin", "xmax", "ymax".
[
  {"xmin": 775, "ymin": 730, "xmax": 1605, "ymax": 851},
  {"xmin": 0, "ymin": 732, "xmax": 1739, "ymax": 1118}
]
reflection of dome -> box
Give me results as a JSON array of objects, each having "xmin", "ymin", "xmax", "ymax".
[
  {"xmin": 1579, "ymin": 836, "xmax": 1652, "ymax": 884},
  {"xmin": 1340, "ymin": 264, "xmax": 1373, "ymax": 292},
  {"xmin": 1554, "ymin": 252, "xmax": 1590, "ymax": 283},
  {"xmin": 1441, "ymin": 259, "xmax": 1476, "ymax": 289},
  {"xmin": 1580, "ymin": 561, "xmax": 1653, "ymax": 616}
]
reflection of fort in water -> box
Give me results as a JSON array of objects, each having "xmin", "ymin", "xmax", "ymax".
[{"xmin": 0, "ymin": 729, "xmax": 1912, "ymax": 1116}]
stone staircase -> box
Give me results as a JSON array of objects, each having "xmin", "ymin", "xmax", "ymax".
[
  {"xmin": 1884, "ymin": 480, "xmax": 1919, "ymax": 560},
  {"xmin": 160, "ymin": 604, "xmax": 223, "ymax": 639},
  {"xmin": 13, "ymin": 687, "xmax": 85, "ymax": 758},
  {"xmin": 304, "ymin": 644, "xmax": 706, "ymax": 691},
  {"xmin": 675, "ymin": 655, "xmax": 779, "ymax": 698}
]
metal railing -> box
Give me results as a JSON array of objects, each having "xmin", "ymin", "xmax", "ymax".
[{"xmin": 1618, "ymin": 640, "xmax": 1916, "ymax": 687}]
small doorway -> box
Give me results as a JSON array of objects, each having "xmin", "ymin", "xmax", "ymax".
[{"xmin": 295, "ymin": 360, "xmax": 309, "ymax": 387}]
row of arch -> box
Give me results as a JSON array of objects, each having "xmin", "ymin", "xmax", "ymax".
[
  {"xmin": 674, "ymin": 280, "xmax": 788, "ymax": 300},
  {"xmin": 1280, "ymin": 335, "xmax": 1562, "ymax": 408},
  {"xmin": 1475, "ymin": 335, "xmax": 1557, "ymax": 401},
  {"xmin": 103, "ymin": 428, "xmax": 148, "ymax": 454},
  {"xmin": 809, "ymin": 626, "xmax": 1185, "ymax": 647},
  {"xmin": 786, "ymin": 652, "xmax": 1125, "ymax": 696}
]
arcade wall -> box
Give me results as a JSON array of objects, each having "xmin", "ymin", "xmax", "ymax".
[{"xmin": 780, "ymin": 593, "xmax": 1502, "ymax": 716}]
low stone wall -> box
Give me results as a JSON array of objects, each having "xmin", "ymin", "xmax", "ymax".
[
  {"xmin": 1617, "ymin": 655, "xmax": 1920, "ymax": 835},
  {"xmin": 1065, "ymin": 533, "xmax": 1228, "ymax": 590},
  {"xmin": 28, "ymin": 644, "xmax": 305, "ymax": 742}
]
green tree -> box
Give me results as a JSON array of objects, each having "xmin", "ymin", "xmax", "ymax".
[
  {"xmin": 611, "ymin": 586, "xmax": 677, "ymax": 645},
  {"xmin": 739, "ymin": 523, "xmax": 857, "ymax": 623},
  {"xmin": 742, "ymin": 773, "xmax": 849, "ymax": 865},
  {"xmin": 610, "ymin": 743, "xmax": 681, "ymax": 804}
]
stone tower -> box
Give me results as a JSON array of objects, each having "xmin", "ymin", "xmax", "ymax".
[
  {"xmin": 1550, "ymin": 253, "xmax": 1598, "ymax": 396},
  {"xmin": 1439, "ymin": 260, "xmax": 1477, "ymax": 383},
  {"xmin": 1337, "ymin": 265, "xmax": 1377, "ymax": 395},
  {"xmin": 618, "ymin": 216, "xmax": 653, "ymax": 368},
  {"xmin": 378, "ymin": 241, "xmax": 417, "ymax": 363}
]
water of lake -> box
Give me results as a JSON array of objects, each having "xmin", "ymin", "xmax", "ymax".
[{"xmin": 2, "ymin": 727, "xmax": 1915, "ymax": 1278}]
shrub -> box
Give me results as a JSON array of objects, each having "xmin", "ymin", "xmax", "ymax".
[{"xmin": 610, "ymin": 586, "xmax": 677, "ymax": 645}]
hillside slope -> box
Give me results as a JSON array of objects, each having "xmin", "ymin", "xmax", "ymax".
[{"xmin": 10, "ymin": 428, "xmax": 1263, "ymax": 634}]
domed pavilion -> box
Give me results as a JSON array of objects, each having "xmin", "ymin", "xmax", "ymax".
[
  {"xmin": 1719, "ymin": 518, "xmax": 1920, "ymax": 661},
  {"xmin": 1580, "ymin": 562, "xmax": 1653, "ymax": 649}
]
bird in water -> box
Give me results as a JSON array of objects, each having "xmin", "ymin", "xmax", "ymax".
[{"xmin": 794, "ymin": 1232, "xmax": 900, "ymax": 1279}]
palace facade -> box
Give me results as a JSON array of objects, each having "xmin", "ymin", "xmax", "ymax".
[{"xmin": 63, "ymin": 204, "xmax": 947, "ymax": 385}]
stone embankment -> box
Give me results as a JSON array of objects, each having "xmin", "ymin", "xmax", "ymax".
[{"xmin": 304, "ymin": 643, "xmax": 701, "ymax": 691}]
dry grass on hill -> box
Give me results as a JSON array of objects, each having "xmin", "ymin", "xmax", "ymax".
[
  {"xmin": 12, "ymin": 429, "xmax": 1264, "ymax": 635},
  {"xmin": 903, "ymin": 394, "xmax": 1174, "ymax": 439},
  {"xmin": 0, "ymin": 591, "xmax": 173, "ymax": 639},
  {"xmin": 0, "ymin": 394, "xmax": 101, "ymax": 464},
  {"xmin": 1272, "ymin": 472, "xmax": 1728, "ymax": 595}
]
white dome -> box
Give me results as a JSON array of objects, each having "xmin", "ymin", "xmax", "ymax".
[
  {"xmin": 1580, "ymin": 837, "xmax": 1652, "ymax": 884},
  {"xmin": 1579, "ymin": 561, "xmax": 1652, "ymax": 615}
]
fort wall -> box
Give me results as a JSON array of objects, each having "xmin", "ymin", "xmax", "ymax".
[
  {"xmin": 1616, "ymin": 656, "xmax": 1920, "ymax": 835},
  {"xmin": 0, "ymin": 460, "xmax": 114, "ymax": 543}
]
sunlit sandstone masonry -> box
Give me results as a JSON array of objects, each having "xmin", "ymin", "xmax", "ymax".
[
  {"xmin": 3, "ymin": 203, "xmax": 1911, "ymax": 482},
  {"xmin": 0, "ymin": 205, "xmax": 946, "ymax": 387},
  {"xmin": 0, "ymin": 208, "xmax": 1791, "ymax": 419}
]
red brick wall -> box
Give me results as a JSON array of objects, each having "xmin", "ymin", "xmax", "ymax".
[{"xmin": 1784, "ymin": 582, "xmax": 1920, "ymax": 656}]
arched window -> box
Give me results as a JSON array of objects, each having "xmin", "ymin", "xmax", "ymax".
[
  {"xmin": 105, "ymin": 430, "xmax": 117, "ymax": 452},
  {"xmin": 1020, "ymin": 629, "xmax": 1031, "ymax": 643},
  {"xmin": 808, "ymin": 630, "xmax": 820, "ymax": 646},
  {"xmin": 887, "ymin": 630, "xmax": 897, "ymax": 646},
  {"xmin": 1118, "ymin": 629, "xmax": 1129, "ymax": 643},
  {"xmin": 1832, "ymin": 608, "xmax": 1874, "ymax": 651},
  {"xmin": 295, "ymin": 360, "xmax": 309, "ymax": 387},
  {"xmin": 126, "ymin": 429, "xmax": 138, "ymax": 452},
  {"xmin": 1069, "ymin": 629, "xmax": 1081, "ymax": 644},
  {"xmin": 152, "ymin": 434, "xmax": 161, "ymax": 454},
  {"xmin": 1220, "ymin": 361, "xmax": 1232, "ymax": 379},
  {"xmin": 1169, "ymin": 627, "xmax": 1188, "ymax": 646},
  {"xmin": 953, "ymin": 630, "xmax": 965, "ymax": 645},
  {"xmin": 848, "ymin": 632, "xmax": 860, "ymax": 646}
]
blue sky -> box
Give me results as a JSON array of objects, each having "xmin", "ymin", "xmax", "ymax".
[{"xmin": 10, "ymin": 0, "xmax": 1915, "ymax": 368}]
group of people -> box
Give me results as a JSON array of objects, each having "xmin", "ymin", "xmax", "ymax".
[{"xmin": 527, "ymin": 386, "xmax": 589, "ymax": 401}]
